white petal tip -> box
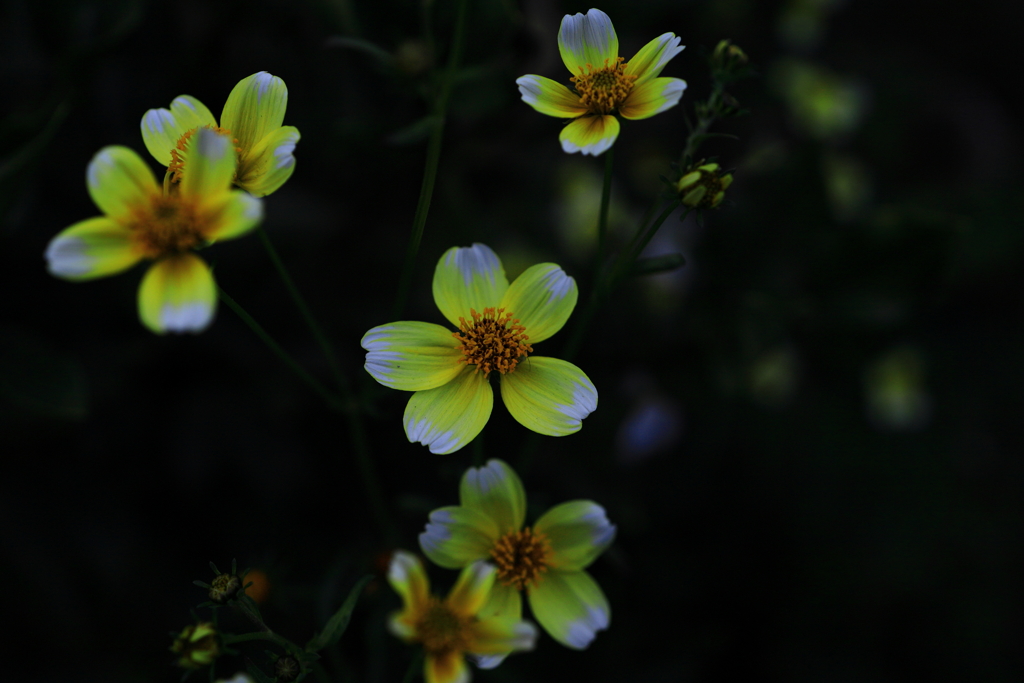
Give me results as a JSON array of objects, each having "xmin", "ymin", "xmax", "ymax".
[
  {"xmin": 45, "ymin": 237, "xmax": 92, "ymax": 278},
  {"xmin": 158, "ymin": 303, "xmax": 214, "ymax": 333},
  {"xmin": 565, "ymin": 606, "xmax": 610, "ymax": 649}
]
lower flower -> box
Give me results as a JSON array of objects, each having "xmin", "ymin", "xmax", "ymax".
[{"xmin": 387, "ymin": 551, "xmax": 536, "ymax": 683}]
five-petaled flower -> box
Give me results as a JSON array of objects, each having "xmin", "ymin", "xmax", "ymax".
[
  {"xmin": 44, "ymin": 128, "xmax": 262, "ymax": 333},
  {"xmin": 141, "ymin": 71, "xmax": 300, "ymax": 197},
  {"xmin": 361, "ymin": 243, "xmax": 597, "ymax": 454},
  {"xmin": 420, "ymin": 459, "xmax": 616, "ymax": 649},
  {"xmin": 387, "ymin": 550, "xmax": 536, "ymax": 683},
  {"xmin": 516, "ymin": 8, "xmax": 686, "ymax": 156}
]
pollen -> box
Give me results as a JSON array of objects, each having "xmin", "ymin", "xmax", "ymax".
[
  {"xmin": 167, "ymin": 125, "xmax": 232, "ymax": 184},
  {"xmin": 571, "ymin": 57, "xmax": 637, "ymax": 115},
  {"xmin": 490, "ymin": 527, "xmax": 552, "ymax": 591},
  {"xmin": 127, "ymin": 194, "xmax": 208, "ymax": 258},
  {"xmin": 415, "ymin": 599, "xmax": 472, "ymax": 656},
  {"xmin": 453, "ymin": 307, "xmax": 533, "ymax": 376}
]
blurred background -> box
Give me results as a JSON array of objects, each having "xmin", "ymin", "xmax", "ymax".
[{"xmin": 2, "ymin": 0, "xmax": 1022, "ymax": 680}]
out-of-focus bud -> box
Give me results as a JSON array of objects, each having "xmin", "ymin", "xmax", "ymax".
[
  {"xmin": 712, "ymin": 39, "xmax": 748, "ymax": 73},
  {"xmin": 275, "ymin": 655, "xmax": 301, "ymax": 682},
  {"xmin": 171, "ymin": 622, "xmax": 220, "ymax": 669},
  {"xmin": 676, "ymin": 162, "xmax": 733, "ymax": 209},
  {"xmin": 209, "ymin": 572, "xmax": 243, "ymax": 604}
]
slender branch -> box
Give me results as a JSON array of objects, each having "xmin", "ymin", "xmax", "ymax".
[
  {"xmin": 392, "ymin": 0, "xmax": 470, "ymax": 319},
  {"xmin": 218, "ymin": 287, "xmax": 343, "ymax": 410},
  {"xmin": 595, "ymin": 146, "xmax": 614, "ymax": 269}
]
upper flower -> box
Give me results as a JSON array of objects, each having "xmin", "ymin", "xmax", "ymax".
[
  {"xmin": 45, "ymin": 129, "xmax": 262, "ymax": 333},
  {"xmin": 516, "ymin": 8, "xmax": 686, "ymax": 156},
  {"xmin": 361, "ymin": 243, "xmax": 598, "ymax": 454},
  {"xmin": 419, "ymin": 459, "xmax": 616, "ymax": 650},
  {"xmin": 387, "ymin": 551, "xmax": 536, "ymax": 683},
  {"xmin": 141, "ymin": 72, "xmax": 300, "ymax": 196}
]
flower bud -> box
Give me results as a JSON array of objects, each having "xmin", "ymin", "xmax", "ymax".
[
  {"xmin": 171, "ymin": 622, "xmax": 220, "ymax": 669},
  {"xmin": 209, "ymin": 572, "xmax": 243, "ymax": 604},
  {"xmin": 676, "ymin": 162, "xmax": 733, "ymax": 209},
  {"xmin": 274, "ymin": 655, "xmax": 301, "ymax": 682},
  {"xmin": 712, "ymin": 39, "xmax": 748, "ymax": 71}
]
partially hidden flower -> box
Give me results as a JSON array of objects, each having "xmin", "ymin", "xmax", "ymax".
[
  {"xmin": 420, "ymin": 459, "xmax": 615, "ymax": 650},
  {"xmin": 44, "ymin": 128, "xmax": 262, "ymax": 333},
  {"xmin": 516, "ymin": 8, "xmax": 686, "ymax": 156},
  {"xmin": 171, "ymin": 621, "xmax": 220, "ymax": 669},
  {"xmin": 361, "ymin": 243, "xmax": 597, "ymax": 454},
  {"xmin": 141, "ymin": 72, "xmax": 300, "ymax": 196},
  {"xmin": 387, "ymin": 550, "xmax": 536, "ymax": 683},
  {"xmin": 676, "ymin": 161, "xmax": 733, "ymax": 209}
]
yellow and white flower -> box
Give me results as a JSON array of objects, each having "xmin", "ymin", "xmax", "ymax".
[
  {"xmin": 420, "ymin": 459, "xmax": 615, "ymax": 650},
  {"xmin": 141, "ymin": 72, "xmax": 299, "ymax": 196},
  {"xmin": 516, "ymin": 8, "xmax": 686, "ymax": 156},
  {"xmin": 361, "ymin": 243, "xmax": 597, "ymax": 454},
  {"xmin": 45, "ymin": 129, "xmax": 262, "ymax": 333},
  {"xmin": 387, "ymin": 551, "xmax": 536, "ymax": 683}
]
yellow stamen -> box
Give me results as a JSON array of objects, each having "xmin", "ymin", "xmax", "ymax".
[
  {"xmin": 167, "ymin": 125, "xmax": 232, "ymax": 184},
  {"xmin": 415, "ymin": 599, "xmax": 472, "ymax": 656},
  {"xmin": 453, "ymin": 307, "xmax": 533, "ymax": 376},
  {"xmin": 127, "ymin": 194, "xmax": 207, "ymax": 259},
  {"xmin": 570, "ymin": 57, "xmax": 637, "ymax": 115},
  {"xmin": 490, "ymin": 527, "xmax": 552, "ymax": 591}
]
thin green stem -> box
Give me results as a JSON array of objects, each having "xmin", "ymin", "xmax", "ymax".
[
  {"xmin": 223, "ymin": 630, "xmax": 300, "ymax": 655},
  {"xmin": 595, "ymin": 146, "xmax": 614, "ymax": 268},
  {"xmin": 401, "ymin": 649, "xmax": 425, "ymax": 683},
  {"xmin": 218, "ymin": 287, "xmax": 343, "ymax": 410},
  {"xmin": 392, "ymin": 0, "xmax": 470, "ymax": 319},
  {"xmin": 256, "ymin": 226, "xmax": 348, "ymax": 396}
]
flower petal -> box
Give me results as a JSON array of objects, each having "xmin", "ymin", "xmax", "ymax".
[
  {"xmin": 624, "ymin": 33, "xmax": 684, "ymax": 85},
  {"xmin": 535, "ymin": 501, "xmax": 616, "ymax": 571},
  {"xmin": 469, "ymin": 618, "xmax": 537, "ymax": 657},
  {"xmin": 515, "ymin": 75, "xmax": 588, "ymax": 118},
  {"xmin": 180, "ymin": 127, "xmax": 236, "ymax": 200},
  {"xmin": 45, "ymin": 217, "xmax": 141, "ymax": 281},
  {"xmin": 432, "ymin": 243, "xmax": 509, "ymax": 328},
  {"xmin": 528, "ymin": 569, "xmax": 610, "ymax": 649},
  {"xmin": 499, "ymin": 357, "xmax": 597, "ymax": 437},
  {"xmin": 235, "ymin": 125, "xmax": 300, "ymax": 197},
  {"xmin": 425, "ymin": 651, "xmax": 469, "ymax": 683},
  {"xmin": 140, "ymin": 96, "xmax": 217, "ymax": 167},
  {"xmin": 558, "ymin": 9, "xmax": 618, "ymax": 75},
  {"xmin": 619, "ymin": 77, "xmax": 687, "ymax": 120},
  {"xmin": 202, "ymin": 190, "xmax": 263, "ymax": 242},
  {"xmin": 220, "ymin": 72, "xmax": 288, "ymax": 156},
  {"xmin": 419, "ymin": 505, "xmax": 500, "ymax": 569},
  {"xmin": 559, "ymin": 115, "xmax": 619, "ymax": 156},
  {"xmin": 362, "ymin": 321, "xmax": 464, "ymax": 391},
  {"xmin": 447, "ymin": 560, "xmax": 497, "ymax": 616},
  {"xmin": 404, "ymin": 367, "xmax": 493, "ymax": 454},
  {"xmin": 499, "ymin": 263, "xmax": 577, "ymax": 344},
  {"xmin": 387, "ymin": 550, "xmax": 431, "ymax": 614},
  {"xmin": 459, "ymin": 459, "xmax": 527, "ymax": 534},
  {"xmin": 480, "ymin": 582, "xmax": 522, "ymax": 621},
  {"xmin": 86, "ymin": 146, "xmax": 158, "ymax": 221},
  {"xmin": 137, "ymin": 253, "xmax": 216, "ymax": 334}
]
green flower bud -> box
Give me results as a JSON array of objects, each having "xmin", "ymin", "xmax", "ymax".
[
  {"xmin": 712, "ymin": 39, "xmax": 748, "ymax": 71},
  {"xmin": 675, "ymin": 162, "xmax": 733, "ymax": 209},
  {"xmin": 171, "ymin": 622, "xmax": 220, "ymax": 669},
  {"xmin": 274, "ymin": 655, "xmax": 301, "ymax": 682},
  {"xmin": 209, "ymin": 572, "xmax": 243, "ymax": 604}
]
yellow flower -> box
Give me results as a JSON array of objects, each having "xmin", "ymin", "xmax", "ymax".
[
  {"xmin": 676, "ymin": 162, "xmax": 733, "ymax": 209},
  {"xmin": 361, "ymin": 244, "xmax": 597, "ymax": 454},
  {"xmin": 387, "ymin": 551, "xmax": 536, "ymax": 683},
  {"xmin": 420, "ymin": 460, "xmax": 615, "ymax": 649},
  {"xmin": 141, "ymin": 72, "xmax": 300, "ymax": 196},
  {"xmin": 44, "ymin": 129, "xmax": 262, "ymax": 333},
  {"xmin": 516, "ymin": 8, "xmax": 686, "ymax": 156}
]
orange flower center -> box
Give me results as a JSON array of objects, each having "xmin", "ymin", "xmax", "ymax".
[
  {"xmin": 127, "ymin": 194, "xmax": 209, "ymax": 259},
  {"xmin": 571, "ymin": 57, "xmax": 637, "ymax": 115},
  {"xmin": 453, "ymin": 307, "xmax": 533, "ymax": 376},
  {"xmin": 415, "ymin": 599, "xmax": 472, "ymax": 657},
  {"xmin": 490, "ymin": 527, "xmax": 552, "ymax": 591},
  {"xmin": 168, "ymin": 125, "xmax": 237, "ymax": 184}
]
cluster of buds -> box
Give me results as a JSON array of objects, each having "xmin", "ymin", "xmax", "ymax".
[
  {"xmin": 171, "ymin": 622, "xmax": 221, "ymax": 669},
  {"xmin": 676, "ymin": 162, "xmax": 733, "ymax": 209},
  {"xmin": 711, "ymin": 39, "xmax": 748, "ymax": 76}
]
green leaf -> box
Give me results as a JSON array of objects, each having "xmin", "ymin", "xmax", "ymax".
[
  {"xmin": 305, "ymin": 575, "xmax": 373, "ymax": 652},
  {"xmin": 631, "ymin": 253, "xmax": 687, "ymax": 276},
  {"xmin": 386, "ymin": 116, "xmax": 443, "ymax": 145},
  {"xmin": 324, "ymin": 36, "xmax": 394, "ymax": 66},
  {"xmin": 245, "ymin": 659, "xmax": 277, "ymax": 683}
]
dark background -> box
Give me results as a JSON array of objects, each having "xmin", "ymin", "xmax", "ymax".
[{"xmin": 2, "ymin": 0, "xmax": 1022, "ymax": 680}]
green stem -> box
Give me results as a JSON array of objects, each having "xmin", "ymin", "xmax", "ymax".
[
  {"xmin": 218, "ymin": 287, "xmax": 343, "ymax": 410},
  {"xmin": 595, "ymin": 146, "xmax": 614, "ymax": 268},
  {"xmin": 392, "ymin": 0, "xmax": 470, "ymax": 319},
  {"xmin": 223, "ymin": 630, "xmax": 301, "ymax": 656},
  {"xmin": 401, "ymin": 649, "xmax": 425, "ymax": 683},
  {"xmin": 257, "ymin": 226, "xmax": 347, "ymax": 396}
]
